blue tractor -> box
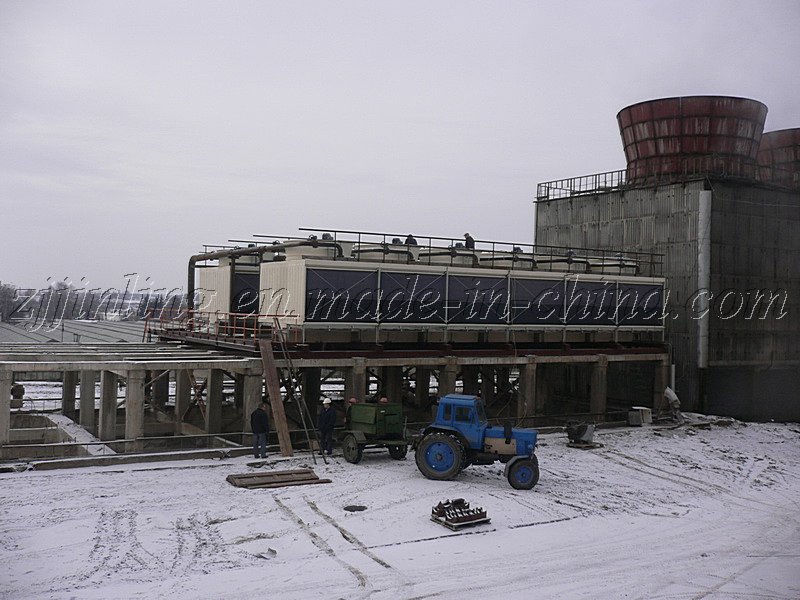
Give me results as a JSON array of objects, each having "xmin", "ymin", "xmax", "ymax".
[{"xmin": 414, "ymin": 394, "xmax": 540, "ymax": 490}]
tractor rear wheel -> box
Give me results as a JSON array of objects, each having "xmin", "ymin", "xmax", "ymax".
[
  {"xmin": 388, "ymin": 444, "xmax": 407, "ymax": 460},
  {"xmin": 415, "ymin": 433, "xmax": 464, "ymax": 481},
  {"xmin": 342, "ymin": 434, "xmax": 363, "ymax": 464},
  {"xmin": 507, "ymin": 456, "xmax": 540, "ymax": 490}
]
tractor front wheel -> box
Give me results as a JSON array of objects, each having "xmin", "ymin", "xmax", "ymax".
[
  {"xmin": 507, "ymin": 456, "xmax": 540, "ymax": 490},
  {"xmin": 342, "ymin": 434, "xmax": 363, "ymax": 464},
  {"xmin": 415, "ymin": 433, "xmax": 464, "ymax": 481},
  {"xmin": 388, "ymin": 444, "xmax": 407, "ymax": 460}
]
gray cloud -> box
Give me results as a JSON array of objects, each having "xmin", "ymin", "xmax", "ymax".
[{"xmin": 1, "ymin": 0, "xmax": 798, "ymax": 289}]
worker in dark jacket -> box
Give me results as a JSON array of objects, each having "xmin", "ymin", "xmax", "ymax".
[
  {"xmin": 318, "ymin": 398, "xmax": 336, "ymax": 455},
  {"xmin": 405, "ymin": 234, "xmax": 418, "ymax": 246},
  {"xmin": 251, "ymin": 401, "xmax": 270, "ymax": 459},
  {"xmin": 463, "ymin": 232, "xmax": 475, "ymax": 249}
]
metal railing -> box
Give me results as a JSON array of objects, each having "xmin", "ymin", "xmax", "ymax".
[
  {"xmin": 537, "ymin": 157, "xmax": 799, "ymax": 202},
  {"xmin": 145, "ymin": 311, "xmax": 301, "ymax": 343},
  {"xmin": 537, "ymin": 170, "xmax": 627, "ymax": 202},
  {"xmin": 266, "ymin": 228, "xmax": 666, "ymax": 277}
]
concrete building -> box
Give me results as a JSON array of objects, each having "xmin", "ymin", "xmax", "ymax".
[{"xmin": 536, "ymin": 96, "xmax": 800, "ymax": 420}]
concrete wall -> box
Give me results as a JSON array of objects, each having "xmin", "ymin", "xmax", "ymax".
[
  {"xmin": 707, "ymin": 366, "xmax": 800, "ymax": 421},
  {"xmin": 536, "ymin": 178, "xmax": 800, "ymax": 420},
  {"xmin": 708, "ymin": 182, "xmax": 800, "ymax": 367},
  {"xmin": 537, "ymin": 180, "xmax": 703, "ymax": 408}
]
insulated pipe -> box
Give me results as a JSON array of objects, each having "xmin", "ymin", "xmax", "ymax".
[
  {"xmin": 697, "ymin": 189, "xmax": 712, "ymax": 369},
  {"xmin": 186, "ymin": 240, "xmax": 345, "ymax": 313}
]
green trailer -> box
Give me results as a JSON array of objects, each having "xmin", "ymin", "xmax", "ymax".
[{"xmin": 340, "ymin": 402, "xmax": 408, "ymax": 463}]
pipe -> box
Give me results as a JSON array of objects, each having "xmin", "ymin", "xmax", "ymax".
[
  {"xmin": 351, "ymin": 243, "xmax": 415, "ymax": 261},
  {"xmin": 697, "ymin": 189, "xmax": 712, "ymax": 369},
  {"xmin": 187, "ymin": 239, "xmax": 345, "ymax": 313},
  {"xmin": 418, "ymin": 249, "xmax": 480, "ymax": 268}
]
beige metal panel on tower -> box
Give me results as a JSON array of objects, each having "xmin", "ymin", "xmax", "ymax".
[{"xmin": 196, "ymin": 260, "xmax": 232, "ymax": 317}]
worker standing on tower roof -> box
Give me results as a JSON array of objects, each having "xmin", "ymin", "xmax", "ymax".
[
  {"xmin": 464, "ymin": 233, "xmax": 475, "ymax": 249},
  {"xmin": 405, "ymin": 234, "xmax": 418, "ymax": 245}
]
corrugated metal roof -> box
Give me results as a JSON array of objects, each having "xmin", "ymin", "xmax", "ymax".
[{"xmin": 0, "ymin": 321, "xmax": 147, "ymax": 344}]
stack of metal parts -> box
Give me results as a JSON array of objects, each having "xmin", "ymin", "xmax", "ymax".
[
  {"xmin": 431, "ymin": 498, "xmax": 490, "ymax": 530},
  {"xmin": 566, "ymin": 422, "xmax": 601, "ymax": 449}
]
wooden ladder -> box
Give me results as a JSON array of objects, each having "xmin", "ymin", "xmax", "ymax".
[{"xmin": 257, "ymin": 321, "xmax": 321, "ymax": 462}]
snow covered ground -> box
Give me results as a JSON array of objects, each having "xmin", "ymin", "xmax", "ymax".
[{"xmin": 1, "ymin": 419, "xmax": 799, "ymax": 599}]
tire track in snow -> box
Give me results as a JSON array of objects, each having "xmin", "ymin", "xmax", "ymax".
[
  {"xmin": 597, "ymin": 450, "xmax": 720, "ymax": 494},
  {"xmin": 304, "ymin": 497, "xmax": 393, "ymax": 570},
  {"xmin": 488, "ymin": 489, "xmax": 586, "ymax": 520},
  {"xmin": 273, "ymin": 496, "xmax": 369, "ymax": 588}
]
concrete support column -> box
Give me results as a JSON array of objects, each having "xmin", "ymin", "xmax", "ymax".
[
  {"xmin": 415, "ymin": 367, "xmax": 431, "ymax": 407},
  {"xmin": 302, "ymin": 368, "xmax": 322, "ymax": 406},
  {"xmin": 496, "ymin": 367, "xmax": 511, "ymax": 400},
  {"xmin": 516, "ymin": 357, "xmax": 537, "ymax": 420},
  {"xmin": 590, "ymin": 355, "xmax": 609, "ymax": 418},
  {"xmin": 152, "ymin": 370, "xmax": 169, "ymax": 410},
  {"xmin": 481, "ymin": 367, "xmax": 495, "ymax": 405},
  {"xmin": 144, "ymin": 370, "xmax": 153, "ymax": 405},
  {"xmin": 382, "ymin": 366, "xmax": 403, "ymax": 402},
  {"xmin": 535, "ymin": 364, "xmax": 548, "ymax": 414},
  {"xmin": 438, "ymin": 361, "xmax": 458, "ymax": 396},
  {"xmin": 125, "ymin": 371, "xmax": 145, "ymax": 452},
  {"xmin": 0, "ymin": 371, "xmax": 12, "ymax": 445},
  {"xmin": 233, "ymin": 373, "xmax": 244, "ymax": 410},
  {"xmin": 344, "ymin": 359, "xmax": 367, "ymax": 401},
  {"xmin": 653, "ymin": 358, "xmax": 669, "ymax": 413},
  {"xmin": 62, "ymin": 371, "xmax": 78, "ymax": 418},
  {"xmin": 461, "ymin": 366, "xmax": 480, "ymax": 395},
  {"xmin": 242, "ymin": 374, "xmax": 263, "ymax": 434},
  {"xmin": 79, "ymin": 370, "xmax": 97, "ymax": 433},
  {"xmin": 205, "ymin": 369, "xmax": 223, "ymax": 434},
  {"xmin": 174, "ymin": 369, "xmax": 191, "ymax": 435},
  {"xmin": 98, "ymin": 371, "xmax": 118, "ymax": 441}
]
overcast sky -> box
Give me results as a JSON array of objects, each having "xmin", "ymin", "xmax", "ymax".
[{"xmin": 1, "ymin": 0, "xmax": 798, "ymax": 291}]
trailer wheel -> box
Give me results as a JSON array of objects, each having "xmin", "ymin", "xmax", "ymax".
[
  {"xmin": 415, "ymin": 433, "xmax": 464, "ymax": 481},
  {"xmin": 388, "ymin": 444, "xmax": 407, "ymax": 460},
  {"xmin": 507, "ymin": 456, "xmax": 539, "ymax": 490},
  {"xmin": 342, "ymin": 434, "xmax": 363, "ymax": 464}
]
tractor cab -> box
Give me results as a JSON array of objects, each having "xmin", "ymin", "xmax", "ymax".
[{"xmin": 431, "ymin": 394, "xmax": 489, "ymax": 449}]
